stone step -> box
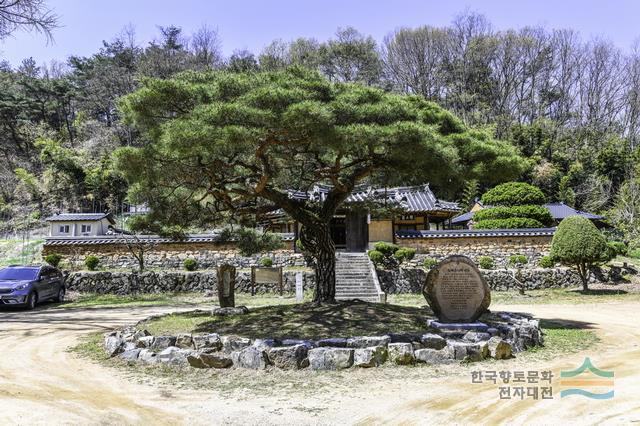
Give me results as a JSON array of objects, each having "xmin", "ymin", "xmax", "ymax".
[
  {"xmin": 335, "ymin": 284, "xmax": 374, "ymax": 288},
  {"xmin": 336, "ymin": 290, "xmax": 377, "ymax": 294},
  {"xmin": 335, "ymin": 297, "xmax": 380, "ymax": 302},
  {"xmin": 334, "ymin": 252, "xmax": 381, "ymax": 303}
]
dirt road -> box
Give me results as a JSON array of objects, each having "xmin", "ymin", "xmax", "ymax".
[{"xmin": 0, "ymin": 302, "xmax": 638, "ymax": 425}]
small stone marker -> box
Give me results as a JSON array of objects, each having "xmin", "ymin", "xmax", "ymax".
[
  {"xmin": 423, "ymin": 255, "xmax": 490, "ymax": 323},
  {"xmin": 295, "ymin": 272, "xmax": 304, "ymax": 302},
  {"xmin": 217, "ymin": 264, "xmax": 236, "ymax": 308}
]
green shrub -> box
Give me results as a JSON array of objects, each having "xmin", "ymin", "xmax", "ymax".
[
  {"xmin": 474, "ymin": 218, "xmax": 545, "ymax": 229},
  {"xmin": 478, "ymin": 256, "xmax": 494, "ymax": 269},
  {"xmin": 183, "ymin": 258, "xmax": 198, "ymax": 271},
  {"xmin": 259, "ymin": 257, "xmax": 273, "ymax": 267},
  {"xmin": 481, "ymin": 182, "xmax": 546, "ymax": 206},
  {"xmin": 550, "ymin": 216, "xmax": 610, "ymax": 290},
  {"xmin": 235, "ymin": 228, "xmax": 283, "ymax": 256},
  {"xmin": 368, "ymin": 250, "xmax": 384, "ymax": 265},
  {"xmin": 628, "ymin": 248, "xmax": 640, "ymax": 259},
  {"xmin": 538, "ymin": 255, "xmax": 555, "ymax": 268},
  {"xmin": 45, "ymin": 253, "xmax": 62, "ymax": 267},
  {"xmin": 393, "ymin": 247, "xmax": 416, "ymax": 263},
  {"xmin": 508, "ymin": 254, "xmax": 528, "ymax": 267},
  {"xmin": 84, "ymin": 255, "xmax": 100, "ymax": 271},
  {"xmin": 607, "ymin": 241, "xmax": 628, "ymax": 257},
  {"xmin": 423, "ymin": 257, "xmax": 438, "ymax": 269},
  {"xmin": 373, "ymin": 241, "xmax": 400, "ymax": 256},
  {"xmin": 473, "ymin": 205, "xmax": 553, "ymax": 226}
]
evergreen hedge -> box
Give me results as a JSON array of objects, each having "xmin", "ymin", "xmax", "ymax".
[{"xmin": 480, "ymin": 182, "xmax": 546, "ymax": 206}]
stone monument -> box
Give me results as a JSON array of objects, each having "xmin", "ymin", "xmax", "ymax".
[
  {"xmin": 423, "ymin": 255, "xmax": 491, "ymax": 323},
  {"xmin": 217, "ymin": 264, "xmax": 236, "ymax": 308}
]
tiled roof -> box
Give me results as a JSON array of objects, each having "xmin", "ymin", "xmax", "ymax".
[
  {"xmin": 289, "ymin": 184, "xmax": 460, "ymax": 213},
  {"xmin": 451, "ymin": 202, "xmax": 603, "ymax": 225},
  {"xmin": 44, "ymin": 213, "xmax": 116, "ymax": 224},
  {"xmin": 451, "ymin": 211, "xmax": 474, "ymax": 224},
  {"xmin": 395, "ymin": 228, "xmax": 556, "ymax": 239},
  {"xmin": 544, "ymin": 202, "xmax": 603, "ymax": 220},
  {"xmin": 43, "ymin": 232, "xmax": 295, "ymax": 246}
]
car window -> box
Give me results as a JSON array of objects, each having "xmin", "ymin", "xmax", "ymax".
[{"xmin": 0, "ymin": 268, "xmax": 39, "ymax": 280}]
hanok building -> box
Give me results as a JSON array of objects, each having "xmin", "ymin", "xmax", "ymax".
[
  {"xmin": 450, "ymin": 201, "xmax": 605, "ymax": 229},
  {"xmin": 44, "ymin": 213, "xmax": 117, "ymax": 237},
  {"xmin": 264, "ymin": 184, "xmax": 461, "ymax": 252}
]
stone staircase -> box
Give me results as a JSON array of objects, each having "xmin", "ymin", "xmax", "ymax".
[{"xmin": 335, "ymin": 252, "xmax": 386, "ymax": 303}]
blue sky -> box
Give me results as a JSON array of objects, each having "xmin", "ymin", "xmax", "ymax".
[{"xmin": 2, "ymin": 0, "xmax": 640, "ymax": 67}]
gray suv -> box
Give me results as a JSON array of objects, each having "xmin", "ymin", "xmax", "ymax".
[{"xmin": 0, "ymin": 265, "xmax": 65, "ymax": 309}]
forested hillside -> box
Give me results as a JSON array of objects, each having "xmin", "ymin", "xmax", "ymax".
[{"xmin": 1, "ymin": 11, "xmax": 639, "ymax": 244}]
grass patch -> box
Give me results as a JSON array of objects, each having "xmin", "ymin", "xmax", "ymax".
[
  {"xmin": 69, "ymin": 331, "xmax": 108, "ymax": 360},
  {"xmin": 61, "ymin": 292, "xmax": 211, "ymax": 308},
  {"xmin": 520, "ymin": 319, "xmax": 600, "ymax": 361},
  {"xmin": 142, "ymin": 300, "xmax": 433, "ymax": 339},
  {"xmin": 60, "ymin": 292, "xmax": 313, "ymax": 309}
]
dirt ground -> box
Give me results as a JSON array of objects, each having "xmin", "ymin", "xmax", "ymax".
[{"xmin": 0, "ymin": 301, "xmax": 638, "ymax": 425}]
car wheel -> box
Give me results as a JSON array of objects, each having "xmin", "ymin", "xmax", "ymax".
[
  {"xmin": 55, "ymin": 287, "xmax": 65, "ymax": 303},
  {"xmin": 25, "ymin": 292, "xmax": 37, "ymax": 310}
]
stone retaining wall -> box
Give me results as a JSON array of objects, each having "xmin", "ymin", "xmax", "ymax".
[
  {"xmin": 377, "ymin": 267, "xmax": 584, "ymax": 294},
  {"xmin": 104, "ymin": 308, "xmax": 543, "ymax": 371},
  {"xmin": 65, "ymin": 270, "xmax": 315, "ymax": 294},
  {"xmin": 43, "ymin": 241, "xmax": 304, "ymax": 270},
  {"xmin": 398, "ymin": 235, "xmax": 552, "ymax": 268}
]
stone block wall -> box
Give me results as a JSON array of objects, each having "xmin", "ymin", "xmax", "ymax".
[
  {"xmin": 377, "ymin": 267, "xmax": 583, "ymax": 294},
  {"xmin": 44, "ymin": 234, "xmax": 553, "ymax": 271},
  {"xmin": 43, "ymin": 241, "xmax": 304, "ymax": 270},
  {"xmin": 65, "ymin": 270, "xmax": 315, "ymax": 295},
  {"xmin": 397, "ymin": 235, "xmax": 552, "ymax": 268}
]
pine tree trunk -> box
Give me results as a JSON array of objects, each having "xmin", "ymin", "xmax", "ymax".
[
  {"xmin": 579, "ymin": 262, "xmax": 589, "ymax": 292},
  {"xmin": 300, "ymin": 222, "xmax": 336, "ymax": 303}
]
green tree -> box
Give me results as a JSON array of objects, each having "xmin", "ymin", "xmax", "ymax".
[
  {"xmin": 550, "ymin": 216, "xmax": 611, "ymax": 291},
  {"xmin": 115, "ymin": 67, "xmax": 525, "ymax": 303}
]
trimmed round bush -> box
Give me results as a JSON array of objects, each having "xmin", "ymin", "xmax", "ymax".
[
  {"xmin": 393, "ymin": 247, "xmax": 416, "ymax": 263},
  {"xmin": 45, "ymin": 253, "xmax": 62, "ymax": 268},
  {"xmin": 373, "ymin": 241, "xmax": 400, "ymax": 256},
  {"xmin": 481, "ymin": 182, "xmax": 546, "ymax": 206},
  {"xmin": 473, "ymin": 205, "xmax": 553, "ymax": 226},
  {"xmin": 538, "ymin": 255, "xmax": 555, "ymax": 268},
  {"xmin": 184, "ymin": 258, "xmax": 198, "ymax": 271},
  {"xmin": 423, "ymin": 257, "xmax": 438, "ymax": 269},
  {"xmin": 368, "ymin": 250, "xmax": 384, "ymax": 265},
  {"xmin": 259, "ymin": 257, "xmax": 273, "ymax": 267},
  {"xmin": 478, "ymin": 256, "xmax": 494, "ymax": 269},
  {"xmin": 474, "ymin": 218, "xmax": 545, "ymax": 229},
  {"xmin": 550, "ymin": 216, "xmax": 610, "ymax": 290},
  {"xmin": 84, "ymin": 255, "xmax": 100, "ymax": 271},
  {"xmin": 508, "ymin": 254, "xmax": 528, "ymax": 267}
]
